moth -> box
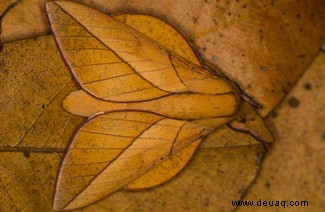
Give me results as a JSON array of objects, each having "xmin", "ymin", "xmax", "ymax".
[{"xmin": 46, "ymin": 1, "xmax": 273, "ymax": 210}]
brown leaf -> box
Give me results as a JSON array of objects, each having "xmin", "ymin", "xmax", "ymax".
[
  {"xmin": 0, "ymin": 36, "xmax": 85, "ymax": 149},
  {"xmin": 1, "ymin": 0, "xmax": 324, "ymax": 211},
  {"xmin": 0, "ymin": 36, "xmax": 85, "ymax": 211},
  {"xmin": 238, "ymin": 52, "xmax": 325, "ymax": 211}
]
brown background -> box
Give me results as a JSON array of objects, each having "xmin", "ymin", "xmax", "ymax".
[{"xmin": 0, "ymin": 0, "xmax": 324, "ymax": 211}]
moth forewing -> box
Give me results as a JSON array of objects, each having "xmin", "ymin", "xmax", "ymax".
[{"xmin": 47, "ymin": 1, "xmax": 239, "ymax": 102}]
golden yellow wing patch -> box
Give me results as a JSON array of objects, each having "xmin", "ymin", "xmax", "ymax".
[
  {"xmin": 47, "ymin": 2, "xmax": 169, "ymax": 101},
  {"xmin": 47, "ymin": 1, "xmax": 235, "ymax": 100},
  {"xmin": 53, "ymin": 111, "xmax": 212, "ymax": 210}
]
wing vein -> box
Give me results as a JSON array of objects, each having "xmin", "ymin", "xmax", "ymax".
[
  {"xmin": 168, "ymin": 53, "xmax": 187, "ymax": 87},
  {"xmin": 54, "ymin": 5, "xmax": 170, "ymax": 95},
  {"xmin": 82, "ymin": 73, "xmax": 136, "ymax": 85},
  {"xmin": 71, "ymin": 61, "xmax": 124, "ymax": 68},
  {"xmin": 80, "ymin": 130, "xmax": 135, "ymax": 138},
  {"xmin": 57, "ymin": 105, "xmax": 164, "ymax": 208}
]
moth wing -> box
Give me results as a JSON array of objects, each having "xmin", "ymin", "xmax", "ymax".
[
  {"xmin": 46, "ymin": 1, "xmax": 235, "ymax": 103},
  {"xmin": 46, "ymin": 2, "xmax": 168, "ymax": 102},
  {"xmin": 53, "ymin": 111, "xmax": 212, "ymax": 210}
]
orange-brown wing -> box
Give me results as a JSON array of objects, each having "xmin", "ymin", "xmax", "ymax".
[
  {"xmin": 46, "ymin": 2, "xmax": 166, "ymax": 101},
  {"xmin": 53, "ymin": 111, "xmax": 212, "ymax": 210},
  {"xmin": 46, "ymin": 1, "xmax": 235, "ymax": 102}
]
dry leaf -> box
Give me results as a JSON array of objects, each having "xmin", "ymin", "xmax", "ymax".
[
  {"xmin": 1, "ymin": 0, "xmax": 324, "ymax": 211},
  {"xmin": 0, "ymin": 35, "xmax": 86, "ymax": 211},
  {"xmin": 238, "ymin": 52, "xmax": 325, "ymax": 212},
  {"xmin": 0, "ymin": 2, "xmax": 267, "ymax": 211}
]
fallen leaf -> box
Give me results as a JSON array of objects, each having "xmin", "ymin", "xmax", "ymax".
[
  {"xmin": 238, "ymin": 52, "xmax": 325, "ymax": 212},
  {"xmin": 0, "ymin": 0, "xmax": 324, "ymax": 211},
  {"xmin": 0, "ymin": 36, "xmax": 85, "ymax": 149},
  {"xmin": 0, "ymin": 36, "xmax": 86, "ymax": 211},
  {"xmin": 0, "ymin": 5, "xmax": 265, "ymax": 212}
]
